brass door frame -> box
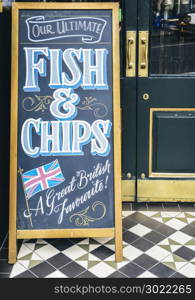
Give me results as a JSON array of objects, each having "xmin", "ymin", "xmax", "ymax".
[
  {"xmin": 137, "ymin": 179, "xmax": 195, "ymax": 202},
  {"xmin": 122, "ymin": 180, "xmax": 136, "ymax": 202}
]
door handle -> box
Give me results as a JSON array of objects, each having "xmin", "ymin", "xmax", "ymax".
[
  {"xmin": 127, "ymin": 38, "xmax": 134, "ymax": 69},
  {"xmin": 126, "ymin": 31, "xmax": 136, "ymax": 77},
  {"xmin": 139, "ymin": 31, "xmax": 149, "ymax": 77},
  {"xmin": 140, "ymin": 37, "xmax": 147, "ymax": 69}
]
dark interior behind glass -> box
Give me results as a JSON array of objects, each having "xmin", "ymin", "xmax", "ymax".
[{"xmin": 150, "ymin": 0, "xmax": 195, "ymax": 75}]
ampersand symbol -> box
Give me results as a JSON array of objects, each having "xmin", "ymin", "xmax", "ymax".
[{"xmin": 50, "ymin": 88, "xmax": 80, "ymax": 120}]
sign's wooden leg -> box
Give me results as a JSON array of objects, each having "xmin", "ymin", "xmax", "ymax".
[
  {"xmin": 8, "ymin": 230, "xmax": 17, "ymax": 264},
  {"xmin": 8, "ymin": 252, "xmax": 17, "ymax": 264},
  {"xmin": 115, "ymin": 228, "xmax": 123, "ymax": 262},
  {"xmin": 8, "ymin": 248, "xmax": 17, "ymax": 264},
  {"xmin": 115, "ymin": 195, "xmax": 123, "ymax": 262}
]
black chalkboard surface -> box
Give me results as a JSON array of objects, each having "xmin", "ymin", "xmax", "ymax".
[{"xmin": 9, "ymin": 2, "xmax": 122, "ymax": 263}]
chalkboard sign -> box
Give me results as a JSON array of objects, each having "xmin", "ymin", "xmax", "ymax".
[{"xmin": 9, "ymin": 2, "xmax": 122, "ymax": 263}]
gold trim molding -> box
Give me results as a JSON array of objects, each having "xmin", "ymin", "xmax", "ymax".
[{"xmin": 138, "ymin": 179, "xmax": 195, "ymax": 202}]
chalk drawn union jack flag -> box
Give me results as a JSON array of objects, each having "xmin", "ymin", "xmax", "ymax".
[{"xmin": 21, "ymin": 160, "xmax": 65, "ymax": 199}]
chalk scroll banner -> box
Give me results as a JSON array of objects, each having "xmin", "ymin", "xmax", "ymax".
[{"xmin": 9, "ymin": 3, "xmax": 122, "ymax": 263}]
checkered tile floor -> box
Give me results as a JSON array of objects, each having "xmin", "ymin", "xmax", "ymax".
[{"xmin": 1, "ymin": 203, "xmax": 195, "ymax": 278}]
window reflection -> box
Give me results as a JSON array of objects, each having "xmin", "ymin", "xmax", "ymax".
[{"xmin": 151, "ymin": 0, "xmax": 195, "ymax": 75}]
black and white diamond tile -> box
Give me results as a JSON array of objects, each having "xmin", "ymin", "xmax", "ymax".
[
  {"xmin": 6, "ymin": 208, "xmax": 195, "ymax": 278},
  {"xmin": 131, "ymin": 237, "xmax": 155, "ymax": 252},
  {"xmin": 128, "ymin": 224, "xmax": 152, "ymax": 237},
  {"xmin": 138, "ymin": 271, "xmax": 158, "ymax": 278},
  {"xmin": 46, "ymin": 270, "xmax": 67, "ymax": 278},
  {"xmin": 149, "ymin": 263, "xmax": 176, "ymax": 278},
  {"xmin": 178, "ymin": 262, "xmax": 195, "ymax": 278}
]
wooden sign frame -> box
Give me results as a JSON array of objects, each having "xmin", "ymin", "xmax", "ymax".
[{"xmin": 9, "ymin": 2, "xmax": 122, "ymax": 264}]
